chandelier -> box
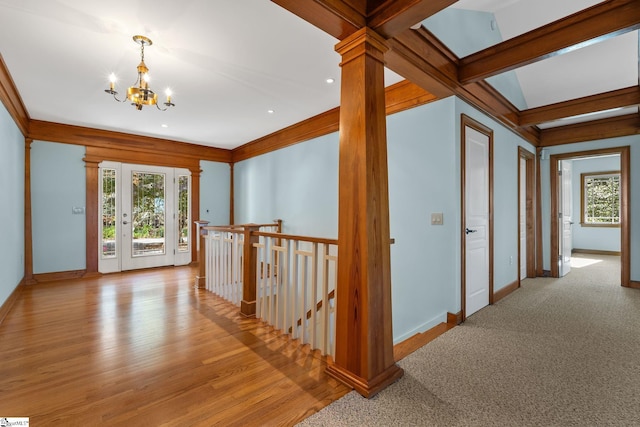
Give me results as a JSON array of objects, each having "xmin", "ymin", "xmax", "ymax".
[{"xmin": 104, "ymin": 35, "xmax": 175, "ymax": 111}]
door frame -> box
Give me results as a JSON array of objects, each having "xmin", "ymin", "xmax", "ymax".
[
  {"xmin": 549, "ymin": 146, "xmax": 630, "ymax": 286},
  {"xmin": 461, "ymin": 114, "xmax": 494, "ymax": 321},
  {"xmin": 85, "ymin": 146, "xmax": 202, "ymax": 277},
  {"xmin": 98, "ymin": 161, "xmax": 192, "ymax": 273},
  {"xmin": 518, "ymin": 147, "xmax": 536, "ymax": 282}
]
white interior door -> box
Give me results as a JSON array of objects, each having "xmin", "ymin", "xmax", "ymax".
[
  {"xmin": 465, "ymin": 126, "xmax": 490, "ymax": 317},
  {"xmin": 519, "ymin": 158, "xmax": 527, "ymax": 280},
  {"xmin": 98, "ymin": 162, "xmax": 191, "ymax": 273},
  {"xmin": 559, "ymin": 160, "xmax": 573, "ymax": 277}
]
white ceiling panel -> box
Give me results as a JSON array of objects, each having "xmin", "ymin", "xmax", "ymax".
[
  {"xmin": 0, "ymin": 0, "xmax": 401, "ymax": 148},
  {"xmin": 514, "ymin": 31, "xmax": 638, "ymax": 109},
  {"xmin": 0, "ymin": 0, "xmax": 635, "ymax": 147}
]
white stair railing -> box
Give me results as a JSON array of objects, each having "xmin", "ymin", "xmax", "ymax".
[
  {"xmin": 201, "ymin": 221, "xmax": 338, "ymax": 358},
  {"xmin": 254, "ymin": 232, "xmax": 338, "ymax": 358},
  {"xmin": 202, "ymin": 221, "xmax": 282, "ymax": 306},
  {"xmin": 204, "ymin": 227, "xmax": 244, "ymax": 306}
]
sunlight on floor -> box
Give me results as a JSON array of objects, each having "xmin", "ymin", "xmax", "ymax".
[{"xmin": 570, "ymin": 257, "xmax": 602, "ymax": 268}]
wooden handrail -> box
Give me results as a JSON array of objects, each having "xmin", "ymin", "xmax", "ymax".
[
  {"xmin": 204, "ymin": 220, "xmax": 282, "ymax": 234},
  {"xmin": 253, "ymin": 231, "xmax": 338, "ymax": 245}
]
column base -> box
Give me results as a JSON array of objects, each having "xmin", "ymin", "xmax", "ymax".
[
  {"xmin": 194, "ymin": 276, "xmax": 206, "ymax": 288},
  {"xmin": 326, "ymin": 362, "xmax": 404, "ymax": 398},
  {"xmin": 240, "ymin": 300, "xmax": 256, "ymax": 318}
]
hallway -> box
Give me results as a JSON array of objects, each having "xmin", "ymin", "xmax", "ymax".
[{"xmin": 301, "ymin": 254, "xmax": 640, "ymax": 426}]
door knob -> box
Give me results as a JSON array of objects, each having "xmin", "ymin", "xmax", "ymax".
[
  {"xmin": 465, "ymin": 228, "xmax": 477, "ymax": 235},
  {"xmin": 123, "ymin": 221, "xmax": 129, "ymax": 225}
]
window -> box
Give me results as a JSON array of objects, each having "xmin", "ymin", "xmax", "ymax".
[
  {"xmin": 101, "ymin": 168, "xmax": 117, "ymax": 258},
  {"xmin": 580, "ymin": 171, "xmax": 620, "ymax": 226}
]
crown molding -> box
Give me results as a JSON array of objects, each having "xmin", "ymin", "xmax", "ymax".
[
  {"xmin": 28, "ymin": 120, "xmax": 232, "ymax": 163},
  {"xmin": 0, "ymin": 53, "xmax": 29, "ymax": 135},
  {"xmin": 232, "ymin": 79, "xmax": 437, "ymax": 162}
]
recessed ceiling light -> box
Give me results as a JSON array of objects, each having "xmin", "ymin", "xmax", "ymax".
[
  {"xmin": 326, "ymin": 78, "xmax": 335, "ymax": 84},
  {"xmin": 161, "ymin": 124, "xmax": 168, "ymax": 128},
  {"xmin": 267, "ymin": 109, "xmax": 275, "ymax": 114}
]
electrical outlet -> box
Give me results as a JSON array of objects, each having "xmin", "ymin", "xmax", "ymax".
[
  {"xmin": 509, "ymin": 256, "xmax": 513, "ymax": 265},
  {"xmin": 72, "ymin": 207, "xmax": 85, "ymax": 215}
]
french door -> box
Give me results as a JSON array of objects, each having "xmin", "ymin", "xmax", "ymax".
[{"xmin": 99, "ymin": 162, "xmax": 191, "ymax": 273}]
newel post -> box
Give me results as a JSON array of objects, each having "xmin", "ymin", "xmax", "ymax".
[
  {"xmin": 326, "ymin": 28, "xmax": 403, "ymax": 398},
  {"xmin": 194, "ymin": 220, "xmax": 209, "ymax": 288},
  {"xmin": 240, "ymin": 224, "xmax": 260, "ymax": 318}
]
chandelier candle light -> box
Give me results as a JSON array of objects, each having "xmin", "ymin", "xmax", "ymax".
[{"xmin": 105, "ymin": 35, "xmax": 175, "ymax": 111}]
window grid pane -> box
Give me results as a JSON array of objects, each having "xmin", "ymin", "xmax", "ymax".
[
  {"xmin": 178, "ymin": 175, "xmax": 190, "ymax": 252},
  {"xmin": 132, "ymin": 172, "xmax": 166, "ymax": 256},
  {"xmin": 102, "ymin": 168, "xmax": 117, "ymax": 258},
  {"xmin": 584, "ymin": 175, "xmax": 620, "ymax": 224}
]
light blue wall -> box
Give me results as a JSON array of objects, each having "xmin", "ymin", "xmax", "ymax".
[
  {"xmin": 0, "ymin": 104, "xmax": 25, "ymax": 307},
  {"xmin": 387, "ymin": 97, "xmax": 458, "ymax": 341},
  {"xmin": 422, "ymin": 8, "xmax": 527, "ymax": 110},
  {"xmin": 31, "ymin": 141, "xmax": 86, "ymax": 274},
  {"xmin": 540, "ymin": 136, "xmax": 640, "ymax": 280},
  {"xmin": 200, "ymin": 161, "xmax": 231, "ymax": 225},
  {"xmin": 571, "ymin": 156, "xmax": 621, "ymax": 252},
  {"xmin": 234, "ymin": 96, "xmax": 535, "ymax": 343},
  {"xmin": 234, "ymin": 133, "xmax": 339, "ymax": 237}
]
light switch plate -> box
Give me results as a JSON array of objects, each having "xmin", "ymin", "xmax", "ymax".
[{"xmin": 431, "ymin": 212, "xmax": 443, "ymax": 225}]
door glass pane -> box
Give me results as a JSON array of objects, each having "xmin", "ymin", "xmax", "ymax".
[
  {"xmin": 132, "ymin": 172, "xmax": 165, "ymax": 256},
  {"xmin": 102, "ymin": 168, "xmax": 117, "ymax": 258},
  {"xmin": 178, "ymin": 175, "xmax": 190, "ymax": 252}
]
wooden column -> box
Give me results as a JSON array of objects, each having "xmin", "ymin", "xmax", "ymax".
[
  {"xmin": 229, "ymin": 163, "xmax": 235, "ymax": 225},
  {"xmin": 326, "ymin": 28, "xmax": 403, "ymax": 398},
  {"xmin": 189, "ymin": 167, "xmax": 202, "ymax": 263},
  {"xmin": 240, "ymin": 224, "xmax": 260, "ymax": 318},
  {"xmin": 84, "ymin": 158, "xmax": 100, "ymax": 277},
  {"xmin": 194, "ymin": 221, "xmax": 210, "ymax": 288}
]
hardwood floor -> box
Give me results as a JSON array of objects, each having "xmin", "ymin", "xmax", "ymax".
[{"xmin": 0, "ymin": 266, "xmax": 349, "ymax": 426}]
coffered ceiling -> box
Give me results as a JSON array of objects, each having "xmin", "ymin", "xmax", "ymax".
[{"xmin": 0, "ymin": 0, "xmax": 638, "ymax": 149}]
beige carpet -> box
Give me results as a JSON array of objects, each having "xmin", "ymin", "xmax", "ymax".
[{"xmin": 299, "ymin": 255, "xmax": 640, "ymax": 426}]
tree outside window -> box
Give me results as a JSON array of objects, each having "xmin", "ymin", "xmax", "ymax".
[{"xmin": 580, "ymin": 171, "xmax": 620, "ymax": 226}]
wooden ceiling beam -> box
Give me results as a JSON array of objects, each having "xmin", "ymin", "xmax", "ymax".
[
  {"xmin": 459, "ymin": 0, "xmax": 640, "ymax": 84},
  {"xmin": 271, "ymin": 0, "xmax": 364, "ymax": 40},
  {"xmin": 520, "ymin": 86, "xmax": 640, "ymax": 127},
  {"xmin": 388, "ymin": 28, "xmax": 540, "ymax": 145},
  {"xmin": 385, "ymin": 28, "xmax": 458, "ymax": 98},
  {"xmin": 271, "ymin": 0, "xmax": 456, "ymax": 40},
  {"xmin": 539, "ymin": 113, "xmax": 640, "ymax": 146},
  {"xmin": 367, "ymin": 0, "xmax": 457, "ymax": 38}
]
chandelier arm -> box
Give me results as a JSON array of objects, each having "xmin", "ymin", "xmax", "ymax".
[{"xmin": 112, "ymin": 93, "xmax": 127, "ymax": 103}]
